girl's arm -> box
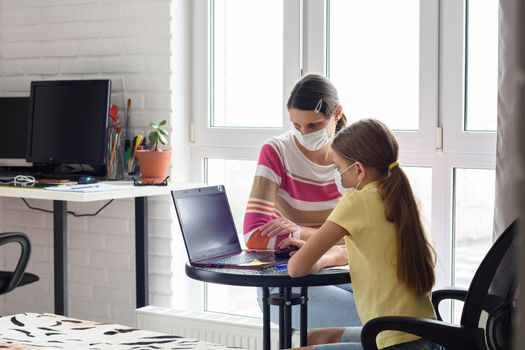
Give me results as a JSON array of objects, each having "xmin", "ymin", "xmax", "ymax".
[
  {"xmin": 298, "ymin": 227, "xmax": 345, "ymax": 246},
  {"xmin": 319, "ymin": 245, "xmax": 348, "ymax": 267},
  {"xmin": 287, "ymin": 221, "xmax": 348, "ymax": 277}
]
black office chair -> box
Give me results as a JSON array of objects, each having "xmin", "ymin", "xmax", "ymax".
[
  {"xmin": 0, "ymin": 232, "xmax": 39, "ymax": 295},
  {"xmin": 361, "ymin": 219, "xmax": 518, "ymax": 350}
]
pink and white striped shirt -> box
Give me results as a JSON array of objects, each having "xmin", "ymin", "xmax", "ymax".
[{"xmin": 244, "ymin": 130, "xmax": 341, "ymax": 249}]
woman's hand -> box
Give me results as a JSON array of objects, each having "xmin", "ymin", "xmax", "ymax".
[{"xmin": 260, "ymin": 217, "xmax": 300, "ymax": 237}]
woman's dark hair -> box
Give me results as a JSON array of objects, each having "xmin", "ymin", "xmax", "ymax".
[
  {"xmin": 332, "ymin": 119, "xmax": 436, "ymax": 295},
  {"xmin": 287, "ymin": 74, "xmax": 347, "ymax": 133}
]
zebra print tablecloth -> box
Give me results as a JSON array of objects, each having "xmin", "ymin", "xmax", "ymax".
[{"xmin": 0, "ymin": 313, "xmax": 239, "ymax": 349}]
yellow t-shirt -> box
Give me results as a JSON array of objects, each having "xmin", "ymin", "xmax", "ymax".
[{"xmin": 328, "ymin": 182, "xmax": 436, "ymax": 349}]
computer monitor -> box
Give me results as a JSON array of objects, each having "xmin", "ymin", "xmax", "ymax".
[
  {"xmin": 26, "ymin": 80, "xmax": 111, "ymax": 177},
  {"xmin": 0, "ymin": 97, "xmax": 32, "ymax": 167}
]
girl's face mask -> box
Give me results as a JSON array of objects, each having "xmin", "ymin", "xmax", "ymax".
[{"xmin": 334, "ymin": 162, "xmax": 362, "ymax": 195}]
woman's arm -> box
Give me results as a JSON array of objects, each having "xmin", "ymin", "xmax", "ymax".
[
  {"xmin": 243, "ymin": 143, "xmax": 286, "ymax": 249},
  {"xmin": 259, "ymin": 218, "xmax": 317, "ymax": 240},
  {"xmin": 287, "ymin": 221, "xmax": 348, "ymax": 277},
  {"xmin": 297, "ymin": 226, "xmax": 317, "ymax": 240}
]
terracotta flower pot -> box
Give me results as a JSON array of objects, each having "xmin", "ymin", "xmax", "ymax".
[{"xmin": 136, "ymin": 149, "xmax": 172, "ymax": 184}]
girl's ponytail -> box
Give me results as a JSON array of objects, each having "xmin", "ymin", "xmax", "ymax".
[{"xmin": 379, "ymin": 165, "xmax": 436, "ymax": 295}]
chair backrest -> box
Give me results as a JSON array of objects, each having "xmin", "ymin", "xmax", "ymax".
[
  {"xmin": 0, "ymin": 232, "xmax": 32, "ymax": 295},
  {"xmin": 461, "ymin": 219, "xmax": 518, "ymax": 350}
]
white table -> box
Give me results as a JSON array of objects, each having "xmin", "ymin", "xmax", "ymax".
[{"xmin": 0, "ymin": 181, "xmax": 198, "ymax": 316}]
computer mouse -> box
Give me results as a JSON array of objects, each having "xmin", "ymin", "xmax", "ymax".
[
  {"xmin": 77, "ymin": 176, "xmax": 96, "ymax": 184},
  {"xmin": 274, "ymin": 246, "xmax": 299, "ymax": 259}
]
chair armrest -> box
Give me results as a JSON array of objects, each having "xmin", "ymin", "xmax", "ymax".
[
  {"xmin": 432, "ymin": 287, "xmax": 468, "ymax": 320},
  {"xmin": 361, "ymin": 316, "xmax": 485, "ymax": 350},
  {"xmin": 0, "ymin": 232, "xmax": 31, "ymax": 294}
]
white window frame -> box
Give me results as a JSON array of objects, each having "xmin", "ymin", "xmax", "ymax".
[
  {"xmin": 438, "ymin": 0, "xmax": 497, "ymax": 288},
  {"xmin": 191, "ymin": 0, "xmax": 301, "ymax": 150},
  {"xmin": 185, "ymin": 0, "xmax": 497, "ymax": 314},
  {"xmin": 320, "ymin": 0, "xmax": 439, "ymax": 154},
  {"xmin": 440, "ymin": 0, "xmax": 497, "ymax": 154}
]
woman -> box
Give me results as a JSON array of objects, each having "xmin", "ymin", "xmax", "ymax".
[{"xmin": 243, "ymin": 74, "xmax": 360, "ymax": 328}]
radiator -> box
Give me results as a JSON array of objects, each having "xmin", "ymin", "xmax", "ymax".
[{"xmin": 136, "ymin": 306, "xmax": 300, "ymax": 350}]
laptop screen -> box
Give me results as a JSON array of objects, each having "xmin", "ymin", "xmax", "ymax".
[{"xmin": 172, "ymin": 186, "xmax": 242, "ymax": 262}]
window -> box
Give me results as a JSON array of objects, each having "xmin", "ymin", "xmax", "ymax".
[
  {"xmin": 464, "ymin": 0, "xmax": 498, "ymax": 131},
  {"xmin": 453, "ymin": 168, "xmax": 495, "ymax": 288},
  {"xmin": 211, "ymin": 0, "xmax": 284, "ymax": 128},
  {"xmin": 329, "ymin": 0, "xmax": 420, "ymax": 130},
  {"xmin": 439, "ymin": 0, "xmax": 497, "ymax": 293},
  {"xmin": 187, "ymin": 0, "xmax": 497, "ymax": 319},
  {"xmin": 203, "ymin": 159, "xmax": 258, "ymax": 317},
  {"xmin": 450, "ymin": 168, "xmax": 495, "ymax": 321},
  {"xmin": 205, "ymin": 159, "xmax": 257, "ymax": 242},
  {"xmin": 403, "ymin": 166, "xmax": 432, "ymax": 226}
]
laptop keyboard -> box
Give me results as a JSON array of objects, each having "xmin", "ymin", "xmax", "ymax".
[{"xmin": 212, "ymin": 251, "xmax": 274, "ymax": 264}]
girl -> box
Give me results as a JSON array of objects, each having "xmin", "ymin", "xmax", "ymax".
[
  {"xmin": 285, "ymin": 119, "xmax": 442, "ymax": 350},
  {"xmin": 244, "ymin": 74, "xmax": 360, "ymax": 328}
]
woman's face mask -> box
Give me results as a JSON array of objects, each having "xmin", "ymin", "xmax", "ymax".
[{"xmin": 292, "ymin": 127, "xmax": 331, "ymax": 151}]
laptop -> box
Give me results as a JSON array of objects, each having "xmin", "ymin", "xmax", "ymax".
[{"xmin": 171, "ymin": 185, "xmax": 288, "ymax": 270}]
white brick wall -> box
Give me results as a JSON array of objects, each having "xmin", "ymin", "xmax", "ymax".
[{"xmin": 0, "ymin": 0, "xmax": 184, "ymax": 326}]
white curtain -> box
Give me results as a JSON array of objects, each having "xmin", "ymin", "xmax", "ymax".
[{"xmin": 493, "ymin": 0, "xmax": 523, "ymax": 237}]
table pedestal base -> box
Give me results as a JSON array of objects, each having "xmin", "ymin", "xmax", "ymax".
[{"xmin": 263, "ymin": 287, "xmax": 309, "ymax": 349}]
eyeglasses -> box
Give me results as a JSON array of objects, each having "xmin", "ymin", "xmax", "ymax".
[{"xmin": 132, "ymin": 176, "xmax": 169, "ymax": 187}]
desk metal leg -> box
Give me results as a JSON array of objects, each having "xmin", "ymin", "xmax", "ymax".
[
  {"xmin": 278, "ymin": 287, "xmax": 285, "ymax": 348},
  {"xmin": 262, "ymin": 287, "xmax": 271, "ymax": 350},
  {"xmin": 300, "ymin": 287, "xmax": 308, "ymax": 346},
  {"xmin": 53, "ymin": 200, "xmax": 67, "ymax": 316},
  {"xmin": 135, "ymin": 197, "xmax": 149, "ymax": 308},
  {"xmin": 284, "ymin": 287, "xmax": 293, "ymax": 349}
]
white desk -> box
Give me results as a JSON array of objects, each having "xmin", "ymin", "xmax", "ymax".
[{"xmin": 0, "ymin": 181, "xmax": 197, "ymax": 316}]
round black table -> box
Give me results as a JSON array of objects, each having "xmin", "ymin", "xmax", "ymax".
[{"xmin": 185, "ymin": 263, "xmax": 351, "ymax": 350}]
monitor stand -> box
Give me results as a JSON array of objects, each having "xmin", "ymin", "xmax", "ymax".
[
  {"xmin": 36, "ymin": 163, "xmax": 106, "ymax": 181},
  {"xmin": 0, "ymin": 165, "xmax": 40, "ymax": 177}
]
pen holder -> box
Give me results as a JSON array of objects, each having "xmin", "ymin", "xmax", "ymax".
[{"xmin": 106, "ymin": 125, "xmax": 125, "ymax": 180}]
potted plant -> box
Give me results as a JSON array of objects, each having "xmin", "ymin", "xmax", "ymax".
[{"xmin": 135, "ymin": 119, "xmax": 172, "ymax": 184}]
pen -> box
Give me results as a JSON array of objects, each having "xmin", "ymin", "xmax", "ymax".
[
  {"xmin": 130, "ymin": 134, "xmax": 143, "ymax": 173},
  {"xmin": 124, "ymin": 139, "xmax": 131, "ymax": 172},
  {"xmin": 110, "ymin": 127, "xmax": 121, "ymax": 174},
  {"xmin": 125, "ymin": 99, "xmax": 132, "ymax": 141},
  {"xmin": 128, "ymin": 136, "xmax": 137, "ymax": 173},
  {"xmin": 275, "ymin": 263, "xmax": 288, "ymax": 271}
]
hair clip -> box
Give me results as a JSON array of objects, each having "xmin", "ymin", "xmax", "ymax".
[
  {"xmin": 388, "ymin": 161, "xmax": 399, "ymax": 171},
  {"xmin": 314, "ymin": 98, "xmax": 323, "ymax": 113}
]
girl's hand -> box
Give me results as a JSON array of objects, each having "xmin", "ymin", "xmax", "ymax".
[
  {"xmin": 278, "ymin": 236, "xmax": 305, "ymax": 256},
  {"xmin": 260, "ymin": 217, "xmax": 300, "ymax": 237},
  {"xmin": 287, "ymin": 221, "xmax": 349, "ymax": 277},
  {"xmin": 319, "ymin": 245, "xmax": 348, "ymax": 267}
]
